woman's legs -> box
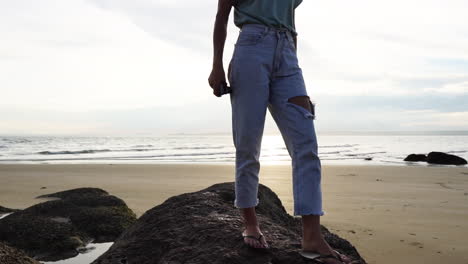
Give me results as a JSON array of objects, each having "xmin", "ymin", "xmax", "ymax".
[
  {"xmin": 229, "ymin": 25, "xmax": 346, "ymax": 258},
  {"xmin": 266, "ymin": 32, "xmax": 348, "ymax": 263},
  {"xmin": 229, "ymin": 51, "xmax": 270, "ymax": 210},
  {"xmin": 228, "ymin": 26, "xmax": 274, "ymax": 248},
  {"xmin": 268, "ymin": 93, "xmax": 349, "ymax": 263},
  {"xmin": 229, "ymin": 59, "xmax": 271, "ymax": 248}
]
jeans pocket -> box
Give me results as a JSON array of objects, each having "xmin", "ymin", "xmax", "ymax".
[{"xmin": 235, "ymin": 31, "xmax": 266, "ymax": 46}]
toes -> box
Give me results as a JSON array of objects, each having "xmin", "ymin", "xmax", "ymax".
[
  {"xmin": 247, "ymin": 238, "xmax": 255, "ymax": 247},
  {"xmin": 243, "ymin": 231, "xmax": 269, "ymax": 249},
  {"xmin": 245, "ymin": 237, "xmax": 261, "ymax": 248},
  {"xmin": 336, "ymin": 251, "xmax": 352, "ymax": 263},
  {"xmin": 256, "ymin": 240, "xmax": 263, "ymax": 248},
  {"xmin": 254, "ymin": 240, "xmax": 261, "ymax": 248}
]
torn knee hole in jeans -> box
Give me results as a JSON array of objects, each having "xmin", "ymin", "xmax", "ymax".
[{"xmin": 287, "ymin": 96, "xmax": 316, "ymax": 119}]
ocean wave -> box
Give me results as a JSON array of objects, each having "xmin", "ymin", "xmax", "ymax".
[
  {"xmin": 1, "ymin": 138, "xmax": 32, "ymax": 144},
  {"xmin": 38, "ymin": 149, "xmax": 112, "ymax": 155},
  {"xmin": 319, "ymin": 157, "xmax": 374, "ymax": 160},
  {"xmin": 320, "ymin": 151, "xmax": 341, "ymax": 154},
  {"xmin": 36, "ymin": 146, "xmax": 234, "ymax": 156},
  {"xmin": 121, "ymin": 148, "xmax": 165, "ymax": 152},
  {"xmin": 173, "ymin": 146, "xmax": 225, "ymax": 150},
  {"xmin": 319, "ymin": 144, "xmax": 359, "ymax": 148},
  {"xmin": 344, "ymin": 151, "xmax": 387, "ymax": 156},
  {"xmin": 114, "ymin": 152, "xmax": 234, "ymax": 159},
  {"xmin": 447, "ymin": 150, "xmax": 467, "ymax": 154},
  {"xmin": 3, "ymin": 151, "xmax": 235, "ymax": 162}
]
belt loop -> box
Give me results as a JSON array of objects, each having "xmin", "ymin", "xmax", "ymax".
[
  {"xmin": 263, "ymin": 24, "xmax": 269, "ymax": 35},
  {"xmin": 286, "ymin": 31, "xmax": 293, "ymax": 43}
]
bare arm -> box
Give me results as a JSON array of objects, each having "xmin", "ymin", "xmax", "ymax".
[
  {"xmin": 293, "ymin": 35, "xmax": 297, "ymax": 50},
  {"xmin": 212, "ymin": 0, "xmax": 233, "ymax": 68},
  {"xmin": 208, "ymin": 0, "xmax": 233, "ymax": 91}
]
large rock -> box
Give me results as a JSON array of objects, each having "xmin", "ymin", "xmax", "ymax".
[
  {"xmin": 0, "ymin": 188, "xmax": 137, "ymax": 261},
  {"xmin": 93, "ymin": 182, "xmax": 366, "ymax": 264},
  {"xmin": 427, "ymin": 151, "xmax": 467, "ymax": 165},
  {"xmin": 403, "ymin": 154, "xmax": 427, "ymax": 162},
  {"xmin": 0, "ymin": 242, "xmax": 40, "ymax": 264}
]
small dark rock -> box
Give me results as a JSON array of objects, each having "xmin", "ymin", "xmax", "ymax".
[
  {"xmin": 404, "ymin": 154, "xmax": 427, "ymax": 162},
  {"xmin": 0, "ymin": 242, "xmax": 40, "ymax": 264},
  {"xmin": 427, "ymin": 152, "xmax": 467, "ymax": 165},
  {"xmin": 93, "ymin": 182, "xmax": 366, "ymax": 264},
  {"xmin": 0, "ymin": 188, "xmax": 137, "ymax": 261},
  {"xmin": 364, "ymin": 157, "xmax": 372, "ymax": 161}
]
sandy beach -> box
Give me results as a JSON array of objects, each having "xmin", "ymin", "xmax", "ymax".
[{"xmin": 0, "ymin": 164, "xmax": 467, "ymax": 264}]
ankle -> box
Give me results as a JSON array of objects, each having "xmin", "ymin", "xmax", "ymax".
[
  {"xmin": 302, "ymin": 236, "xmax": 327, "ymax": 248},
  {"xmin": 302, "ymin": 236, "xmax": 333, "ymax": 252},
  {"xmin": 303, "ymin": 233, "xmax": 325, "ymax": 243},
  {"xmin": 244, "ymin": 224, "xmax": 261, "ymax": 231}
]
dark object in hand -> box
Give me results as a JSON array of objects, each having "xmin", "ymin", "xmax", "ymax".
[{"xmin": 214, "ymin": 82, "xmax": 232, "ymax": 97}]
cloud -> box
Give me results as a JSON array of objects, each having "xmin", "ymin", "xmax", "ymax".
[
  {"xmin": 423, "ymin": 81, "xmax": 468, "ymax": 94},
  {"xmin": 0, "ymin": 0, "xmax": 467, "ymax": 134},
  {"xmin": 0, "ymin": 0, "xmax": 212, "ymax": 112},
  {"xmin": 296, "ymin": 0, "xmax": 468, "ymax": 96},
  {"xmin": 88, "ymin": 0, "xmax": 219, "ymax": 53},
  {"xmin": 399, "ymin": 110, "xmax": 468, "ymax": 128}
]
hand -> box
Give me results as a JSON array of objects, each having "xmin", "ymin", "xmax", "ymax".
[{"xmin": 208, "ymin": 66, "xmax": 226, "ymax": 97}]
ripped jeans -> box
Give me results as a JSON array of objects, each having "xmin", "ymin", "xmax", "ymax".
[{"xmin": 228, "ymin": 23, "xmax": 324, "ymax": 216}]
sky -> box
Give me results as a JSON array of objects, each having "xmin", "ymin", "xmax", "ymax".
[{"xmin": 1, "ymin": 0, "xmax": 468, "ymax": 136}]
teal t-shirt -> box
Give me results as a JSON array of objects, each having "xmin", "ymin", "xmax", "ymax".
[{"xmin": 233, "ymin": 0, "xmax": 303, "ymax": 36}]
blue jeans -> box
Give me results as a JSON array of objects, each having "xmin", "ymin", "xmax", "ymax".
[{"xmin": 228, "ymin": 23, "xmax": 324, "ymax": 216}]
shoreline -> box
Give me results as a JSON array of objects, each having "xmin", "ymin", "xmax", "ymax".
[
  {"xmin": 1, "ymin": 163, "xmax": 467, "ymax": 264},
  {"xmin": 0, "ymin": 161, "xmax": 464, "ymax": 167}
]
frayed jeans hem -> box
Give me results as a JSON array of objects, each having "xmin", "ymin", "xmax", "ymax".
[
  {"xmin": 293, "ymin": 210, "xmax": 326, "ymax": 217},
  {"xmin": 234, "ymin": 198, "xmax": 260, "ymax": 209}
]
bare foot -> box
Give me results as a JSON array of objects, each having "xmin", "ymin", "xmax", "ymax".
[
  {"xmin": 302, "ymin": 236, "xmax": 352, "ymax": 264},
  {"xmin": 242, "ymin": 225, "xmax": 269, "ymax": 249}
]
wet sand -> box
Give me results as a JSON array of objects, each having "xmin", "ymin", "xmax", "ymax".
[{"xmin": 0, "ymin": 164, "xmax": 467, "ymax": 264}]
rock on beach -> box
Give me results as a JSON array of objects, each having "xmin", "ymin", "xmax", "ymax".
[
  {"xmin": 0, "ymin": 242, "xmax": 40, "ymax": 264},
  {"xmin": 403, "ymin": 154, "xmax": 427, "ymax": 162},
  {"xmin": 0, "ymin": 188, "xmax": 137, "ymax": 261},
  {"xmin": 93, "ymin": 182, "xmax": 367, "ymax": 264},
  {"xmin": 404, "ymin": 152, "xmax": 467, "ymax": 165},
  {"xmin": 427, "ymin": 151, "xmax": 467, "ymax": 165}
]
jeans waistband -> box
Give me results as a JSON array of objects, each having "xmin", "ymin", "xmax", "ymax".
[{"xmin": 240, "ymin": 23, "xmax": 295, "ymax": 40}]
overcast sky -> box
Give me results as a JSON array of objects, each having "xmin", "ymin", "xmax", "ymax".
[{"xmin": 1, "ymin": 0, "xmax": 467, "ymax": 136}]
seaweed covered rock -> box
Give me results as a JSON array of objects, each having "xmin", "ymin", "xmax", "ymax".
[
  {"xmin": 93, "ymin": 182, "xmax": 366, "ymax": 264},
  {"xmin": 403, "ymin": 154, "xmax": 427, "ymax": 162},
  {"xmin": 427, "ymin": 151, "xmax": 467, "ymax": 165},
  {"xmin": 0, "ymin": 242, "xmax": 40, "ymax": 264},
  {"xmin": 0, "ymin": 188, "xmax": 136, "ymax": 261}
]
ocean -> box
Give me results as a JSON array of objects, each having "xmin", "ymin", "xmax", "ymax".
[{"xmin": 0, "ymin": 132, "xmax": 467, "ymax": 166}]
